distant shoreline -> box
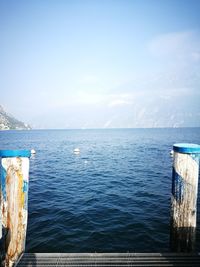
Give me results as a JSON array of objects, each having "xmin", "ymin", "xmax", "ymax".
[{"xmin": 1, "ymin": 126, "xmax": 200, "ymax": 131}]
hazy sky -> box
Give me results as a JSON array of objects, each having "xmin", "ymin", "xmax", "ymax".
[{"xmin": 1, "ymin": 0, "xmax": 200, "ymax": 128}]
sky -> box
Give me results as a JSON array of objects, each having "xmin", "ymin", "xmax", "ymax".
[{"xmin": 0, "ymin": 0, "xmax": 200, "ymax": 128}]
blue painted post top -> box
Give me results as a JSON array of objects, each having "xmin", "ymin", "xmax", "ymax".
[
  {"xmin": 0, "ymin": 150, "xmax": 31, "ymax": 158},
  {"xmin": 173, "ymin": 143, "xmax": 200, "ymax": 154}
]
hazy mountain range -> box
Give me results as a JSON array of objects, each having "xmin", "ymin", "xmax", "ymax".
[{"xmin": 0, "ymin": 105, "xmax": 31, "ymax": 130}]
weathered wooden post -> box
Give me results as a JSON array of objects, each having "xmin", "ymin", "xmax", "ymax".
[
  {"xmin": 170, "ymin": 143, "xmax": 200, "ymax": 252},
  {"xmin": 0, "ymin": 150, "xmax": 31, "ymax": 267}
]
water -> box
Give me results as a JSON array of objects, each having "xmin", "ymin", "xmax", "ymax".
[{"xmin": 0, "ymin": 128, "xmax": 200, "ymax": 252}]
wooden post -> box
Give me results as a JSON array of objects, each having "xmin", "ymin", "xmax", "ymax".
[
  {"xmin": 170, "ymin": 143, "xmax": 200, "ymax": 252},
  {"xmin": 0, "ymin": 150, "xmax": 31, "ymax": 267}
]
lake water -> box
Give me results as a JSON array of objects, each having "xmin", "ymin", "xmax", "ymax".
[{"xmin": 0, "ymin": 128, "xmax": 200, "ymax": 252}]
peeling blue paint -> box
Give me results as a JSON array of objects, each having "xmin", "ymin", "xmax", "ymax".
[
  {"xmin": 1, "ymin": 165, "xmax": 7, "ymax": 200},
  {"xmin": 190, "ymin": 153, "xmax": 200, "ymax": 164},
  {"xmin": 172, "ymin": 167, "xmax": 185, "ymax": 203},
  {"xmin": 23, "ymin": 180, "xmax": 29, "ymax": 210},
  {"xmin": 23, "ymin": 180, "xmax": 28, "ymax": 193}
]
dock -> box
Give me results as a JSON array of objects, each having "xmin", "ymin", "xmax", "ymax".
[{"xmin": 16, "ymin": 253, "xmax": 200, "ymax": 267}]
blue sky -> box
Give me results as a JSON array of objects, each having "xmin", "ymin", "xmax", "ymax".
[{"xmin": 1, "ymin": 0, "xmax": 200, "ymax": 128}]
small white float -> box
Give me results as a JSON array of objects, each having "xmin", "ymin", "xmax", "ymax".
[
  {"xmin": 31, "ymin": 149, "xmax": 36, "ymax": 154},
  {"xmin": 73, "ymin": 148, "xmax": 80, "ymax": 154}
]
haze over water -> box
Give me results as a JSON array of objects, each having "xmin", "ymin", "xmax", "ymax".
[{"xmin": 1, "ymin": 0, "xmax": 200, "ymax": 129}]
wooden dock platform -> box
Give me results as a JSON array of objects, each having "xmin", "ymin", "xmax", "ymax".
[{"xmin": 16, "ymin": 253, "xmax": 200, "ymax": 267}]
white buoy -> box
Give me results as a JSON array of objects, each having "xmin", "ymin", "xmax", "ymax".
[
  {"xmin": 73, "ymin": 148, "xmax": 80, "ymax": 154},
  {"xmin": 31, "ymin": 149, "xmax": 36, "ymax": 154}
]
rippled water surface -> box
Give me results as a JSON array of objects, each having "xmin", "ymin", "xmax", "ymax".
[{"xmin": 0, "ymin": 128, "xmax": 200, "ymax": 252}]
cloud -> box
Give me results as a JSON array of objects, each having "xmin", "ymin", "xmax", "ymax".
[
  {"xmin": 191, "ymin": 52, "xmax": 200, "ymax": 61},
  {"xmin": 76, "ymin": 91, "xmax": 106, "ymax": 105},
  {"xmin": 103, "ymin": 120, "xmax": 112, "ymax": 128},
  {"xmin": 22, "ymin": 30, "xmax": 200, "ymax": 128},
  {"xmin": 108, "ymin": 99, "xmax": 131, "ymax": 107},
  {"xmin": 80, "ymin": 74, "xmax": 99, "ymax": 84},
  {"xmin": 148, "ymin": 30, "xmax": 200, "ymax": 63}
]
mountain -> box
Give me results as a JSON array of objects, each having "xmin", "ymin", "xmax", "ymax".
[{"xmin": 0, "ymin": 105, "xmax": 31, "ymax": 130}]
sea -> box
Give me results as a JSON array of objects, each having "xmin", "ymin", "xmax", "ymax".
[{"xmin": 0, "ymin": 128, "xmax": 200, "ymax": 253}]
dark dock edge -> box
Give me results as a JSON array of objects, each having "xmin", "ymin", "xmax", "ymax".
[{"xmin": 16, "ymin": 252, "xmax": 200, "ymax": 267}]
